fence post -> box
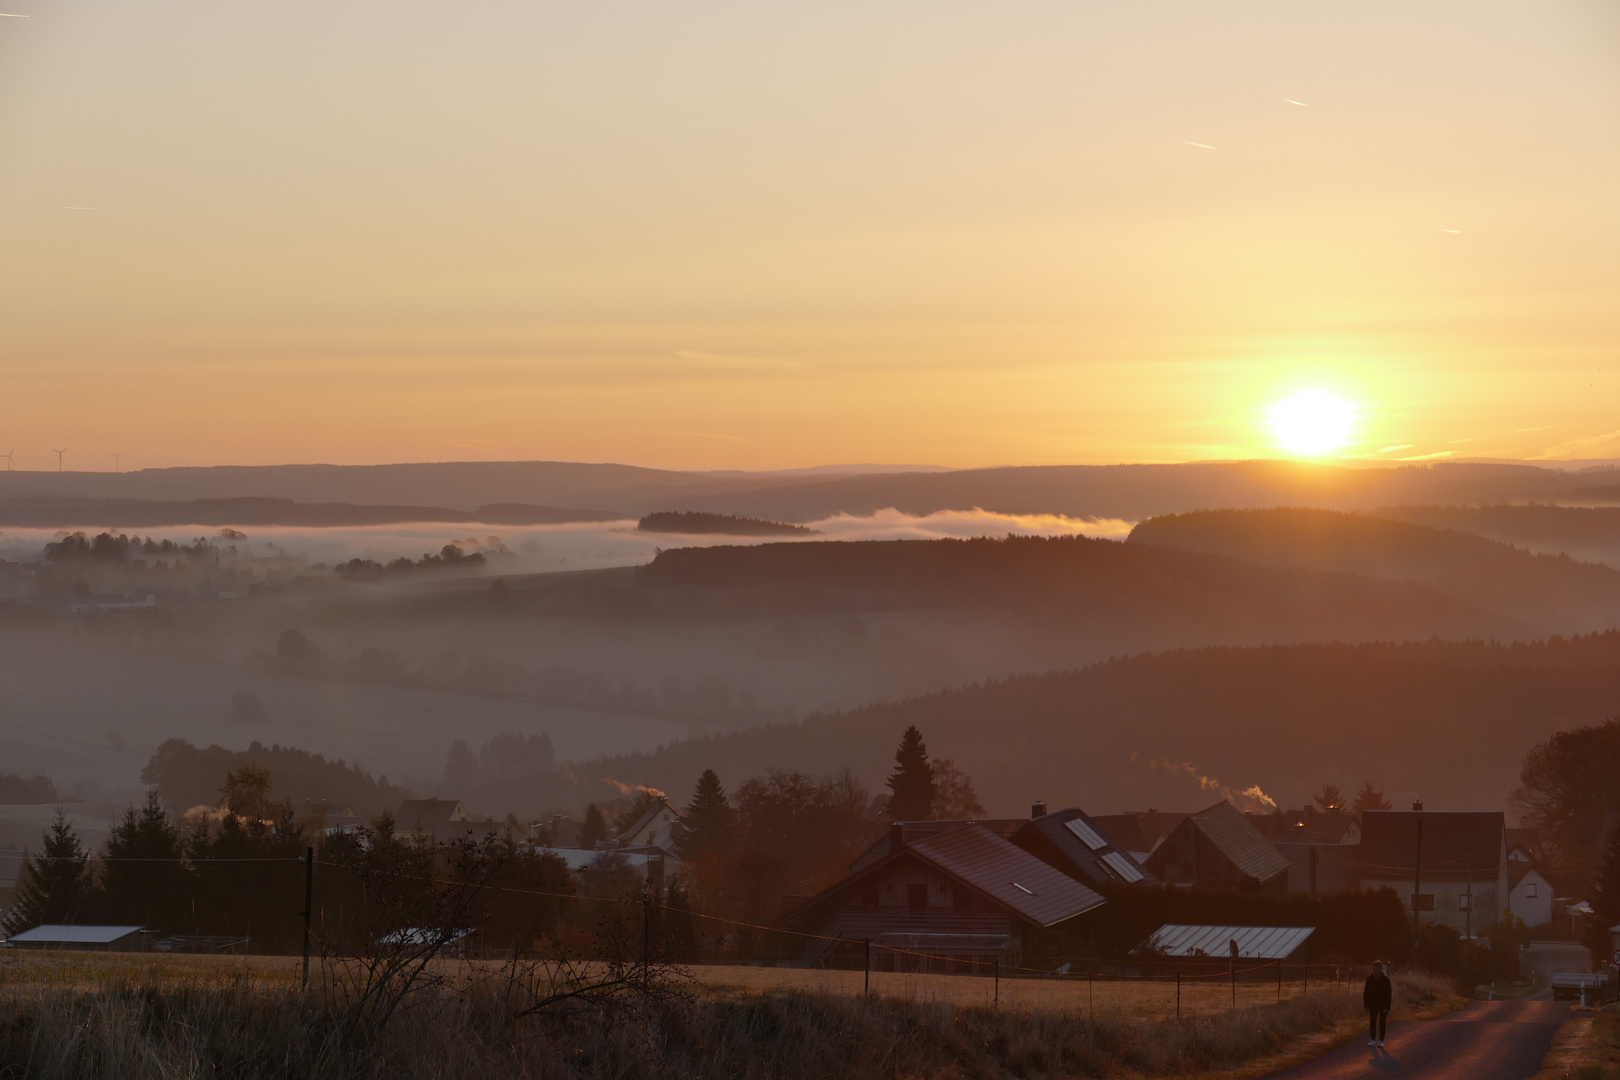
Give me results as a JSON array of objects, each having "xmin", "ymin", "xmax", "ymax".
[
  {"xmin": 864, "ymin": 939, "xmax": 871, "ymax": 996},
  {"xmin": 994, "ymin": 957, "xmax": 1000, "ymax": 1008},
  {"xmin": 1304, "ymin": 966, "xmax": 1308, "ymax": 996},
  {"xmin": 1278, "ymin": 960, "xmax": 1283, "ymax": 1003},
  {"xmin": 1176, "ymin": 970, "xmax": 1181, "ymax": 1021},
  {"xmin": 1089, "ymin": 970, "xmax": 1094, "ymax": 1025},
  {"xmin": 300, "ymin": 846, "xmax": 314, "ymax": 990},
  {"xmin": 1231, "ymin": 958, "xmax": 1236, "ymax": 1011}
]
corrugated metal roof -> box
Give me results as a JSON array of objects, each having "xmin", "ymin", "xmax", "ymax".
[
  {"xmin": 6, "ymin": 924, "xmax": 144, "ymax": 944},
  {"xmin": 1138, "ymin": 924, "xmax": 1315, "ymax": 959},
  {"xmin": 1190, "ymin": 801, "xmax": 1291, "ymax": 883},
  {"xmin": 912, "ymin": 824, "xmax": 1105, "ymax": 928}
]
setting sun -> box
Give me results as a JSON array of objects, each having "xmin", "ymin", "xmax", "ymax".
[{"xmin": 1269, "ymin": 391, "xmax": 1356, "ymax": 456}]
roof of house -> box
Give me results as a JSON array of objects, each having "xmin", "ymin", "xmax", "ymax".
[
  {"xmin": 1506, "ymin": 828, "xmax": 1546, "ymax": 864},
  {"xmin": 1249, "ymin": 808, "xmax": 1359, "ymax": 845},
  {"xmin": 909, "ymin": 825, "xmax": 1107, "ymax": 928},
  {"xmin": 5, "ymin": 924, "xmax": 145, "ymax": 944},
  {"xmin": 1509, "ymin": 864, "xmax": 1550, "ymax": 891},
  {"xmin": 1186, "ymin": 801, "xmax": 1291, "ymax": 883},
  {"xmin": 1015, "ymin": 808, "xmax": 1157, "ymax": 886},
  {"xmin": 1089, "ymin": 811, "xmax": 1187, "ymax": 856},
  {"xmin": 616, "ymin": 797, "xmax": 682, "ymax": 849},
  {"xmin": 1136, "ymin": 924, "xmax": 1316, "ymax": 960},
  {"xmin": 795, "ymin": 823, "xmax": 1105, "ymax": 930},
  {"xmin": 1358, "ymin": 811, "xmax": 1504, "ymax": 880},
  {"xmin": 396, "ymin": 799, "xmax": 469, "ymax": 829},
  {"xmin": 849, "ymin": 819, "xmax": 1029, "ymax": 873}
]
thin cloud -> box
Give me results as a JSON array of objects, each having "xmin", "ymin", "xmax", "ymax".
[
  {"xmin": 1183, "ymin": 141, "xmax": 1218, "ymax": 150},
  {"xmin": 1376, "ymin": 444, "xmax": 1414, "ymax": 454},
  {"xmin": 0, "ymin": 12, "xmax": 31, "ymax": 16},
  {"xmin": 1283, "ymin": 99, "xmax": 1309, "ymax": 107},
  {"xmin": 675, "ymin": 350, "xmax": 811, "ymax": 372}
]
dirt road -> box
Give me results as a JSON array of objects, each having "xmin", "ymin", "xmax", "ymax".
[{"xmin": 1266, "ymin": 1000, "xmax": 1568, "ymax": 1079}]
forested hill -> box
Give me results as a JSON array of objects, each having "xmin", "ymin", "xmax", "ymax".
[
  {"xmin": 632, "ymin": 534, "xmax": 1505, "ymax": 636},
  {"xmin": 1129, "ymin": 507, "xmax": 1620, "ymax": 634},
  {"xmin": 541, "ymin": 634, "xmax": 1620, "ymax": 821}
]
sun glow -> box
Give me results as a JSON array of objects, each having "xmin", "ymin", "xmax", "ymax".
[{"xmin": 1269, "ymin": 391, "xmax": 1356, "ymax": 456}]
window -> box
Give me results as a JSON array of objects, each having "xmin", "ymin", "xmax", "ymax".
[
  {"xmin": 907, "ymin": 884, "xmax": 929, "ymax": 910},
  {"xmin": 1064, "ymin": 818, "xmax": 1110, "ymax": 851},
  {"xmin": 1458, "ymin": 894, "xmax": 1472, "ymax": 911},
  {"xmin": 1527, "ymin": 883, "xmax": 1538, "ymax": 899}
]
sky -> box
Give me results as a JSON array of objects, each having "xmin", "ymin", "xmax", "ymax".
[{"xmin": 1, "ymin": 1, "xmax": 1617, "ymax": 472}]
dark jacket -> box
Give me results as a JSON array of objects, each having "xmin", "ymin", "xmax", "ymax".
[{"xmin": 1363, "ymin": 971, "xmax": 1393, "ymax": 1012}]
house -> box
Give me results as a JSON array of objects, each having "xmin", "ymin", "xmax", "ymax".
[
  {"xmin": 1144, "ymin": 801, "xmax": 1290, "ymax": 892},
  {"xmin": 395, "ymin": 799, "xmax": 501, "ymax": 845},
  {"xmin": 1135, "ymin": 924, "xmax": 1315, "ymax": 961},
  {"xmin": 1508, "ymin": 866, "xmax": 1554, "ymax": 928},
  {"xmin": 1248, "ymin": 808, "xmax": 1360, "ymax": 846},
  {"xmin": 1013, "ymin": 805, "xmax": 1157, "ymax": 888},
  {"xmin": 848, "ymin": 818, "xmax": 1029, "ymax": 873},
  {"xmin": 784, "ymin": 822, "xmax": 1106, "ymax": 970},
  {"xmin": 1506, "ymin": 828, "xmax": 1546, "ymax": 867},
  {"xmin": 1090, "ymin": 811, "xmax": 1188, "ymax": 864},
  {"xmin": 3, "ymin": 925, "xmax": 150, "ymax": 951},
  {"xmin": 1271, "ymin": 842, "xmax": 1361, "ymax": 894},
  {"xmin": 611, "ymin": 797, "xmax": 683, "ymax": 852},
  {"xmin": 1356, "ymin": 810, "xmax": 1507, "ymax": 935}
]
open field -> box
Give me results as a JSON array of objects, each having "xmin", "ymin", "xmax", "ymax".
[{"xmin": 696, "ymin": 963, "xmax": 1358, "ymax": 1019}]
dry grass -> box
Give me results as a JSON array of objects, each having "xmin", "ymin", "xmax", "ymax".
[
  {"xmin": 1531, "ymin": 1006, "xmax": 1620, "ymax": 1080},
  {"xmin": 0, "ymin": 951, "xmax": 1461, "ymax": 1080},
  {"xmin": 697, "ymin": 964, "xmax": 1356, "ymax": 1019}
]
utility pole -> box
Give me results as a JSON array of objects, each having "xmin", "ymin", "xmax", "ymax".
[
  {"xmin": 300, "ymin": 846, "xmax": 314, "ymax": 989},
  {"xmin": 864, "ymin": 939, "xmax": 871, "ymax": 995}
]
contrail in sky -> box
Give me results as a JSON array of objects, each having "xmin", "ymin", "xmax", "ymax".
[
  {"xmin": 0, "ymin": 12, "xmax": 31, "ymax": 16},
  {"xmin": 1183, "ymin": 141, "xmax": 1217, "ymax": 150},
  {"xmin": 1284, "ymin": 99, "xmax": 1309, "ymax": 106}
]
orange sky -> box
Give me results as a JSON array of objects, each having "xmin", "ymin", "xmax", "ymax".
[{"xmin": 1, "ymin": 1, "xmax": 1617, "ymax": 471}]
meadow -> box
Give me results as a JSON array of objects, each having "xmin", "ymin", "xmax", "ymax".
[{"xmin": 0, "ymin": 950, "xmax": 1459, "ymax": 1079}]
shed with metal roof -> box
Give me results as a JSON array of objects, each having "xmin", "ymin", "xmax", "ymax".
[
  {"xmin": 1135, "ymin": 924, "xmax": 1315, "ymax": 960},
  {"xmin": 3, "ymin": 924, "xmax": 149, "ymax": 951}
]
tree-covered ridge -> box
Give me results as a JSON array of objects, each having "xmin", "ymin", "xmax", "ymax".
[{"xmin": 638, "ymin": 511, "xmax": 818, "ymax": 536}]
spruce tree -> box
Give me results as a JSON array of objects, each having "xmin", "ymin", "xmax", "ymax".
[
  {"xmin": 1, "ymin": 809, "xmax": 93, "ymax": 935},
  {"xmin": 1352, "ymin": 781, "xmax": 1392, "ymax": 821},
  {"xmin": 675, "ymin": 769, "xmax": 737, "ymax": 859},
  {"xmin": 886, "ymin": 726, "xmax": 936, "ymax": 821},
  {"xmin": 98, "ymin": 792, "xmax": 189, "ymax": 933},
  {"xmin": 578, "ymin": 803, "xmax": 608, "ymax": 849}
]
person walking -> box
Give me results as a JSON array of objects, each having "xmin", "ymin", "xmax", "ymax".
[{"xmin": 1364, "ymin": 960, "xmax": 1393, "ymax": 1049}]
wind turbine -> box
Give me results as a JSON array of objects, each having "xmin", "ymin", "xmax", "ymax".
[
  {"xmin": 2, "ymin": 450, "xmax": 13, "ymax": 472},
  {"xmin": 112, "ymin": 452, "xmax": 122, "ymax": 473},
  {"xmin": 52, "ymin": 448, "xmax": 67, "ymax": 473}
]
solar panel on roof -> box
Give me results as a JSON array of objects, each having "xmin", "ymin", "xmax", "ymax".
[
  {"xmin": 1064, "ymin": 818, "xmax": 1109, "ymax": 850},
  {"xmin": 1101, "ymin": 850, "xmax": 1145, "ymax": 882}
]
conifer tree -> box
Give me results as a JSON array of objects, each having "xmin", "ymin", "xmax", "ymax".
[
  {"xmin": 675, "ymin": 769, "xmax": 737, "ymax": 859},
  {"xmin": 578, "ymin": 803, "xmax": 608, "ymax": 849},
  {"xmin": 1586, "ymin": 826, "xmax": 1620, "ymax": 960},
  {"xmin": 1352, "ymin": 781, "xmax": 1392, "ymax": 821},
  {"xmin": 886, "ymin": 726, "xmax": 936, "ymax": 821},
  {"xmin": 1, "ymin": 810, "xmax": 93, "ymax": 935},
  {"xmin": 98, "ymin": 791, "xmax": 189, "ymax": 933}
]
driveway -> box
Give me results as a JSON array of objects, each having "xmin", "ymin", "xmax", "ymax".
[{"xmin": 1264, "ymin": 1000, "xmax": 1569, "ymax": 1079}]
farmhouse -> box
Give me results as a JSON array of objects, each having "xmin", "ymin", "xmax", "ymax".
[
  {"xmin": 785, "ymin": 822, "xmax": 1105, "ymax": 970},
  {"xmin": 1144, "ymin": 801, "xmax": 1289, "ymax": 892},
  {"xmin": 1356, "ymin": 810, "xmax": 1507, "ymax": 936}
]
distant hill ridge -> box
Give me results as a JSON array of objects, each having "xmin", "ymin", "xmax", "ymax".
[
  {"xmin": 637, "ymin": 511, "xmax": 817, "ymax": 536},
  {"xmin": 0, "ymin": 496, "xmax": 623, "ymax": 528}
]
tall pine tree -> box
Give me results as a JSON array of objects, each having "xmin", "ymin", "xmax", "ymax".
[
  {"xmin": 98, "ymin": 792, "xmax": 189, "ymax": 933},
  {"xmin": 886, "ymin": 726, "xmax": 936, "ymax": 821},
  {"xmin": 675, "ymin": 769, "xmax": 737, "ymax": 859},
  {"xmin": 1, "ymin": 810, "xmax": 93, "ymax": 935},
  {"xmin": 578, "ymin": 803, "xmax": 608, "ymax": 850}
]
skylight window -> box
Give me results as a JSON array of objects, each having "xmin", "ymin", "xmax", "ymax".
[
  {"xmin": 1011, "ymin": 882, "xmax": 1034, "ymax": 895},
  {"xmin": 1064, "ymin": 818, "xmax": 1109, "ymax": 851}
]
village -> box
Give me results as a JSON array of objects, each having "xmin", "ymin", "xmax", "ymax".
[{"xmin": 1, "ymin": 723, "xmax": 1599, "ymax": 1007}]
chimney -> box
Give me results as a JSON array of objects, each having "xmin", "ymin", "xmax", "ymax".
[
  {"xmin": 890, "ymin": 822, "xmax": 905, "ymax": 853},
  {"xmin": 1031, "ymin": 801, "xmax": 1047, "ymax": 819},
  {"xmin": 1412, "ymin": 799, "xmax": 1423, "ymax": 812}
]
